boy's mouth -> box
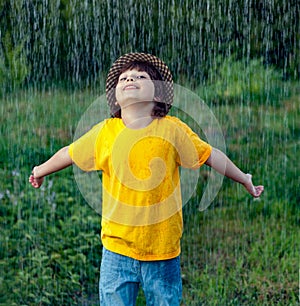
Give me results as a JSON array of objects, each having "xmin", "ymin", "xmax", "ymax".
[{"xmin": 123, "ymin": 84, "xmax": 139, "ymax": 90}]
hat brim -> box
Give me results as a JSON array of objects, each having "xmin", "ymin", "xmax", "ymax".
[{"xmin": 106, "ymin": 53, "xmax": 173, "ymax": 115}]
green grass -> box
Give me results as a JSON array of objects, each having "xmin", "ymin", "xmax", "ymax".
[{"xmin": 0, "ymin": 86, "xmax": 299, "ymax": 305}]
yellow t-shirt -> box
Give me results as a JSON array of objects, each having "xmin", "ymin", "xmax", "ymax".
[{"xmin": 69, "ymin": 116, "xmax": 212, "ymax": 260}]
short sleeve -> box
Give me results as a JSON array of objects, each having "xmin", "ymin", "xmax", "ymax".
[
  {"xmin": 174, "ymin": 118, "xmax": 212, "ymax": 169},
  {"xmin": 68, "ymin": 121, "xmax": 105, "ymax": 171}
]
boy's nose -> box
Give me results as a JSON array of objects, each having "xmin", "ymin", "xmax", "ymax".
[{"xmin": 126, "ymin": 76, "xmax": 135, "ymax": 82}]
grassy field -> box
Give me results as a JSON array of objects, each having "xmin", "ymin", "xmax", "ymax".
[{"xmin": 0, "ymin": 85, "xmax": 299, "ymax": 305}]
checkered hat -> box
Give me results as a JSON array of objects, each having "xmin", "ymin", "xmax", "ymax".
[{"xmin": 106, "ymin": 53, "xmax": 173, "ymax": 115}]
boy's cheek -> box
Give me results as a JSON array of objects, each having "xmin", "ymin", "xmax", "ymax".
[{"xmin": 115, "ymin": 87, "xmax": 124, "ymax": 102}]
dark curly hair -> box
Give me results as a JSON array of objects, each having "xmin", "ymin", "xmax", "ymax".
[{"xmin": 110, "ymin": 61, "xmax": 171, "ymax": 118}]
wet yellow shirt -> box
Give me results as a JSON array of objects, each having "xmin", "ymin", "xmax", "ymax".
[{"xmin": 69, "ymin": 116, "xmax": 212, "ymax": 260}]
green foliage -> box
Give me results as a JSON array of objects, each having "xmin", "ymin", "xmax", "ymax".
[
  {"xmin": 0, "ymin": 32, "xmax": 30, "ymax": 95},
  {"xmin": 0, "ymin": 0, "xmax": 299, "ymax": 89},
  {"xmin": 182, "ymin": 198, "xmax": 299, "ymax": 305},
  {"xmin": 0, "ymin": 90, "xmax": 101, "ymax": 305},
  {"xmin": 181, "ymin": 93, "xmax": 299, "ymax": 304},
  {"xmin": 196, "ymin": 56, "xmax": 291, "ymax": 106},
  {"xmin": 0, "ymin": 169, "xmax": 101, "ymax": 305}
]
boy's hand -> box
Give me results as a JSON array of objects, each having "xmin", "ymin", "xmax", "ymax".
[
  {"xmin": 28, "ymin": 146, "xmax": 72, "ymax": 189},
  {"xmin": 29, "ymin": 167, "xmax": 44, "ymax": 188},
  {"xmin": 243, "ymin": 174, "xmax": 264, "ymax": 198}
]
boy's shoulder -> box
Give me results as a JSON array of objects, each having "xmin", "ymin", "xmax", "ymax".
[
  {"xmin": 99, "ymin": 117, "xmax": 121, "ymax": 128},
  {"xmin": 164, "ymin": 115, "xmax": 191, "ymax": 129},
  {"xmin": 99, "ymin": 118, "xmax": 123, "ymax": 134},
  {"xmin": 164, "ymin": 115, "xmax": 182, "ymax": 124},
  {"xmin": 83, "ymin": 118, "xmax": 120, "ymax": 137}
]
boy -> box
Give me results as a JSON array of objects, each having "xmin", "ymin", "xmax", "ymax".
[{"xmin": 29, "ymin": 53, "xmax": 264, "ymax": 305}]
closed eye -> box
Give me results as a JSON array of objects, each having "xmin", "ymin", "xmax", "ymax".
[{"xmin": 118, "ymin": 73, "xmax": 150, "ymax": 82}]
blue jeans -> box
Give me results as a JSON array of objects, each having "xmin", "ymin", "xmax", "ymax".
[{"xmin": 99, "ymin": 247, "xmax": 182, "ymax": 306}]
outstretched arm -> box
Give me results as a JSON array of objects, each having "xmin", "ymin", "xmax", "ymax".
[
  {"xmin": 205, "ymin": 148, "xmax": 264, "ymax": 197},
  {"xmin": 29, "ymin": 146, "xmax": 73, "ymax": 188}
]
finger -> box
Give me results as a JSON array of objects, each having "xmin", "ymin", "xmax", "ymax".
[
  {"xmin": 258, "ymin": 186, "xmax": 264, "ymax": 195},
  {"xmin": 29, "ymin": 177, "xmax": 39, "ymax": 188},
  {"xmin": 254, "ymin": 186, "xmax": 264, "ymax": 197}
]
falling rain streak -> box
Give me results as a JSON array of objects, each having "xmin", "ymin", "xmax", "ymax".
[{"xmin": 0, "ymin": 0, "xmax": 299, "ymax": 88}]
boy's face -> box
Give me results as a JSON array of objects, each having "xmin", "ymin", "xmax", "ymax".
[{"xmin": 115, "ymin": 69, "xmax": 155, "ymax": 108}]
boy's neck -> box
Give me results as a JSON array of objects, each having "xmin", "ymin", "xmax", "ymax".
[{"xmin": 121, "ymin": 101, "xmax": 155, "ymax": 129}]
